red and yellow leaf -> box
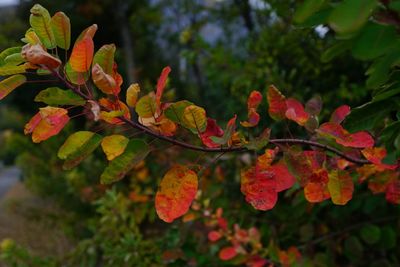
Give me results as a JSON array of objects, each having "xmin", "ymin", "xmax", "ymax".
[
  {"xmin": 99, "ymin": 98, "xmax": 131, "ymax": 125},
  {"xmin": 304, "ymin": 182, "xmax": 330, "ymax": 203},
  {"xmin": 93, "ymin": 44, "xmax": 115, "ymax": 75},
  {"xmin": 317, "ymin": 122, "xmax": 374, "ymax": 148},
  {"xmin": 92, "ymin": 63, "xmax": 116, "ymax": 94},
  {"xmin": 155, "ymin": 66, "xmax": 171, "ymax": 110},
  {"xmin": 24, "ymin": 106, "xmax": 69, "ymax": 143},
  {"xmin": 155, "ymin": 165, "xmax": 198, "ymax": 223},
  {"xmin": 361, "ymin": 147, "xmax": 398, "ymax": 170},
  {"xmin": 267, "ymin": 85, "xmax": 286, "ymax": 121},
  {"xmin": 69, "ymin": 37, "xmax": 94, "ymax": 72},
  {"xmin": 328, "ymin": 170, "xmax": 354, "ymax": 205},
  {"xmin": 285, "ymin": 98, "xmax": 310, "ymax": 126},
  {"xmin": 241, "ymin": 90, "xmax": 263, "ymax": 128}
]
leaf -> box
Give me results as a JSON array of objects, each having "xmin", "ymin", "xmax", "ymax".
[
  {"xmin": 304, "ymin": 182, "xmax": 330, "ymax": 203},
  {"xmin": 385, "ymin": 180, "xmax": 400, "ymax": 204},
  {"xmin": 135, "ymin": 93, "xmax": 157, "ymax": 119},
  {"xmin": 241, "ymin": 166, "xmax": 278, "ymax": 211},
  {"xmin": 156, "ymin": 66, "xmax": 171, "ymax": 110},
  {"xmin": 50, "ymin": 12, "xmax": 71, "ymax": 50},
  {"xmin": 100, "ymin": 139, "xmax": 149, "ymax": 184},
  {"xmin": 317, "ymin": 122, "xmax": 374, "ymax": 148},
  {"xmin": 29, "ymin": 4, "xmax": 56, "ymax": 49},
  {"xmin": 293, "ymin": 0, "xmax": 327, "ymax": 24},
  {"xmin": 76, "ymin": 24, "xmax": 98, "ymax": 42},
  {"xmin": 328, "ymin": 170, "xmax": 354, "ymax": 205},
  {"xmin": 4, "ymin": 53, "xmax": 25, "ymax": 65},
  {"xmin": 164, "ymin": 100, "xmax": 194, "ymax": 124},
  {"xmin": 343, "ymin": 100, "xmax": 397, "ymax": 132},
  {"xmin": 360, "ymin": 224, "xmax": 381, "ymax": 244},
  {"xmin": 126, "ymin": 83, "xmax": 140, "ymax": 107},
  {"xmin": 208, "ymin": 231, "xmax": 222, "ymax": 242},
  {"xmin": 330, "ymin": 105, "xmax": 350, "ymax": 124},
  {"xmin": 210, "ymin": 115, "xmax": 237, "ymax": 145},
  {"xmin": 58, "ymin": 131, "xmax": 103, "ymax": 170},
  {"xmin": 101, "ymin": 135, "xmax": 130, "ymax": 161},
  {"xmin": 0, "ymin": 74, "xmax": 26, "ymax": 100},
  {"xmin": 352, "ymin": 23, "xmax": 398, "ymax": 61},
  {"xmin": 267, "ymin": 85, "xmax": 287, "ymax": 121},
  {"xmin": 69, "ymin": 37, "xmax": 94, "ymax": 72},
  {"xmin": 0, "ymin": 47, "xmax": 21, "ymax": 66},
  {"xmin": 361, "ymin": 147, "xmax": 398, "ymax": 170},
  {"xmin": 21, "ymin": 43, "xmax": 61, "ymax": 69},
  {"xmin": 244, "ymin": 128, "xmax": 270, "ymax": 151},
  {"xmin": 321, "ymin": 41, "xmax": 352, "ymax": 63},
  {"xmin": 0, "ymin": 64, "xmax": 32, "ymax": 76},
  {"xmin": 92, "ymin": 63, "xmax": 116, "ymax": 94},
  {"xmin": 140, "ymin": 115, "xmax": 177, "ymax": 137},
  {"xmin": 22, "ymin": 28, "xmax": 41, "ymax": 45},
  {"xmin": 93, "ymin": 44, "xmax": 115, "ymax": 75},
  {"xmin": 271, "ymin": 162, "xmax": 296, "ymax": 192},
  {"xmin": 34, "ymin": 87, "xmax": 85, "ymax": 106},
  {"xmin": 285, "ymin": 98, "xmax": 310, "ymax": 126},
  {"xmin": 155, "ymin": 165, "xmax": 198, "ymax": 223},
  {"xmin": 199, "ymin": 118, "xmax": 224, "ymax": 148},
  {"xmin": 24, "ymin": 107, "xmax": 69, "ymax": 143},
  {"xmin": 305, "ymin": 95, "xmax": 322, "ymax": 116},
  {"xmin": 99, "ymin": 98, "xmax": 131, "ymax": 125},
  {"xmin": 182, "ymin": 105, "xmax": 207, "ymax": 133},
  {"xmin": 65, "ymin": 62, "xmax": 89, "ymax": 85},
  {"xmin": 366, "ymin": 49, "xmax": 400, "ymax": 89},
  {"xmin": 241, "ymin": 90, "xmax": 263, "ymax": 128},
  {"xmin": 218, "ymin": 247, "xmax": 237, "ymax": 261},
  {"xmin": 328, "ymin": 0, "xmax": 378, "ymax": 35}
]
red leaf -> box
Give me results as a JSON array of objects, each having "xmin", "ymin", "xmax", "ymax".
[
  {"xmin": 241, "ymin": 166, "xmax": 278, "ymax": 211},
  {"xmin": 247, "ymin": 255, "xmax": 268, "ymax": 267},
  {"xmin": 270, "ymin": 162, "xmax": 296, "ymax": 192},
  {"xmin": 304, "ymin": 182, "xmax": 330, "ymax": 203},
  {"xmin": 208, "ymin": 230, "xmax": 222, "ymax": 242},
  {"xmin": 361, "ymin": 147, "xmax": 398, "ymax": 170},
  {"xmin": 241, "ymin": 108, "xmax": 260, "ymax": 128},
  {"xmin": 156, "ymin": 66, "xmax": 171, "ymax": 110},
  {"xmin": 285, "ymin": 98, "xmax": 310, "ymax": 126},
  {"xmin": 267, "ymin": 85, "xmax": 287, "ymax": 121},
  {"xmin": 219, "ymin": 246, "xmax": 237, "ymax": 261},
  {"xmin": 241, "ymin": 90, "xmax": 263, "ymax": 128},
  {"xmin": 330, "ymin": 105, "xmax": 350, "ymax": 124},
  {"xmin": 317, "ymin": 122, "xmax": 374, "ymax": 148},
  {"xmin": 248, "ymin": 90, "xmax": 263, "ymax": 109},
  {"xmin": 386, "ymin": 180, "xmax": 400, "ymax": 204},
  {"xmin": 199, "ymin": 118, "xmax": 224, "ymax": 148}
]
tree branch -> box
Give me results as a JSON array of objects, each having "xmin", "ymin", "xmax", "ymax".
[{"xmin": 51, "ymin": 68, "xmax": 370, "ymax": 165}]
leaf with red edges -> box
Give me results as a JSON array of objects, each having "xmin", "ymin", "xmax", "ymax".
[
  {"xmin": 317, "ymin": 122, "xmax": 374, "ymax": 148},
  {"xmin": 156, "ymin": 66, "xmax": 171, "ymax": 110},
  {"xmin": 219, "ymin": 246, "xmax": 237, "ymax": 261},
  {"xmin": 361, "ymin": 147, "xmax": 398, "ymax": 170},
  {"xmin": 210, "ymin": 115, "xmax": 237, "ymax": 145},
  {"xmin": 99, "ymin": 98, "xmax": 131, "ymax": 125},
  {"xmin": 241, "ymin": 90, "xmax": 263, "ymax": 127},
  {"xmin": 155, "ymin": 165, "xmax": 198, "ymax": 223},
  {"xmin": 267, "ymin": 85, "xmax": 286, "ymax": 121},
  {"xmin": 199, "ymin": 118, "xmax": 224, "ymax": 148},
  {"xmin": 70, "ymin": 37, "xmax": 94, "ymax": 72},
  {"xmin": 330, "ymin": 105, "xmax": 351, "ymax": 124},
  {"xmin": 285, "ymin": 98, "xmax": 310, "ymax": 126}
]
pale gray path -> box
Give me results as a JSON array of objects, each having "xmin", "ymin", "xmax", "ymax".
[{"xmin": 0, "ymin": 163, "xmax": 20, "ymax": 198}]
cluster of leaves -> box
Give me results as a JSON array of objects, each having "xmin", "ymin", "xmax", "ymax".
[{"xmin": 0, "ymin": 3, "xmax": 399, "ymax": 226}]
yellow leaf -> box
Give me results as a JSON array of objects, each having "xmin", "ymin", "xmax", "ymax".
[{"xmin": 101, "ymin": 135, "xmax": 129, "ymax": 161}]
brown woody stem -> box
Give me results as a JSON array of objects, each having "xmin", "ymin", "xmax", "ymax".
[{"xmin": 50, "ymin": 68, "xmax": 370, "ymax": 165}]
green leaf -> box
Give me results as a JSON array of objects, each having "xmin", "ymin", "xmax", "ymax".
[
  {"xmin": 34, "ymin": 87, "xmax": 85, "ymax": 106},
  {"xmin": 293, "ymin": 0, "xmax": 327, "ymax": 24},
  {"xmin": 373, "ymin": 87, "xmax": 400, "ymax": 102},
  {"xmin": 344, "ymin": 236, "xmax": 363, "ymax": 260},
  {"xmin": 4, "ymin": 53, "xmax": 25, "ymax": 65},
  {"xmin": 380, "ymin": 121, "xmax": 400, "ymax": 159},
  {"xmin": 0, "ymin": 47, "xmax": 21, "ymax": 66},
  {"xmin": 164, "ymin": 100, "xmax": 194, "ymax": 124},
  {"xmin": 58, "ymin": 131, "xmax": 103, "ymax": 170},
  {"xmin": 51, "ymin": 11, "xmax": 71, "ymax": 50},
  {"xmin": 328, "ymin": 0, "xmax": 378, "ymax": 35},
  {"xmin": 344, "ymin": 99, "xmax": 398, "ymax": 132},
  {"xmin": 378, "ymin": 226, "xmax": 396, "ymax": 249},
  {"xmin": 135, "ymin": 94, "xmax": 157, "ymax": 118},
  {"xmin": 210, "ymin": 115, "xmax": 237, "ymax": 145},
  {"xmin": 0, "ymin": 74, "xmax": 26, "ymax": 100},
  {"xmin": 352, "ymin": 23, "xmax": 398, "ymax": 61},
  {"xmin": 29, "ymin": 4, "xmax": 56, "ymax": 49},
  {"xmin": 321, "ymin": 41, "xmax": 352, "ymax": 63},
  {"xmin": 182, "ymin": 105, "xmax": 207, "ymax": 133},
  {"xmin": 366, "ymin": 48, "xmax": 400, "ymax": 89},
  {"xmin": 0, "ymin": 64, "xmax": 29, "ymax": 76},
  {"xmin": 360, "ymin": 224, "xmax": 381, "ymax": 245},
  {"xmin": 244, "ymin": 128, "xmax": 270, "ymax": 151},
  {"xmin": 93, "ymin": 44, "xmax": 115, "ymax": 75},
  {"xmin": 297, "ymin": 8, "xmax": 332, "ymax": 27},
  {"xmin": 100, "ymin": 139, "xmax": 150, "ymax": 184}
]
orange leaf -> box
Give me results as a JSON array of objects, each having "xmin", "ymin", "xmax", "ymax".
[
  {"xmin": 219, "ymin": 246, "xmax": 237, "ymax": 261},
  {"xmin": 21, "ymin": 43, "xmax": 61, "ymax": 69},
  {"xmin": 24, "ymin": 106, "xmax": 69, "ymax": 143},
  {"xmin": 304, "ymin": 182, "xmax": 330, "ymax": 203},
  {"xmin": 317, "ymin": 122, "xmax": 374, "ymax": 148},
  {"xmin": 155, "ymin": 165, "xmax": 198, "ymax": 223},
  {"xmin": 361, "ymin": 147, "xmax": 398, "ymax": 170},
  {"xmin": 69, "ymin": 37, "xmax": 94, "ymax": 72},
  {"xmin": 267, "ymin": 85, "xmax": 287, "ymax": 121},
  {"xmin": 285, "ymin": 98, "xmax": 310, "ymax": 126}
]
